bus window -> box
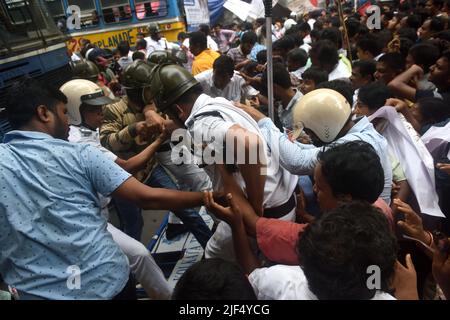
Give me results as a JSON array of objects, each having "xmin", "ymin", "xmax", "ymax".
[
  {"xmin": 100, "ymin": 0, "xmax": 131, "ymax": 24},
  {"xmin": 67, "ymin": 0, "xmax": 98, "ymax": 27},
  {"xmin": 44, "ymin": 0, "xmax": 64, "ymax": 20},
  {"xmin": 134, "ymin": 0, "xmax": 168, "ymax": 19},
  {"xmin": 0, "ymin": 0, "xmax": 64, "ymax": 52},
  {"xmin": 44, "ymin": 0, "xmax": 65, "ymax": 30}
]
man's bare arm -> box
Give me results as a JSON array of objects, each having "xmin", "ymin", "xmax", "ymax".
[
  {"xmin": 226, "ymin": 124, "xmax": 266, "ymax": 216},
  {"xmin": 113, "ymin": 177, "xmax": 204, "ymax": 210}
]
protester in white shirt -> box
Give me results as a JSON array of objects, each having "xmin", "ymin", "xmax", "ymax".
[
  {"xmin": 204, "ymin": 189, "xmax": 418, "ymax": 300},
  {"xmin": 145, "ymin": 65, "xmax": 298, "ymax": 262},
  {"xmin": 309, "ymin": 40, "xmax": 351, "ymax": 81},
  {"xmin": 194, "ymin": 55, "xmax": 259, "ymax": 103}
]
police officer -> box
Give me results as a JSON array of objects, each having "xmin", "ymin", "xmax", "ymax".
[
  {"xmin": 71, "ymin": 60, "xmax": 116, "ymax": 99},
  {"xmin": 144, "ymin": 22, "xmax": 175, "ymax": 55},
  {"xmin": 101, "ymin": 60, "xmax": 213, "ymax": 246}
]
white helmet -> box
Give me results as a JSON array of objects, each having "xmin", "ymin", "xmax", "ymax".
[
  {"xmin": 60, "ymin": 79, "xmax": 114, "ymax": 125},
  {"xmin": 292, "ymin": 88, "xmax": 351, "ymax": 143},
  {"xmin": 284, "ymin": 19, "xmax": 297, "ymax": 31}
]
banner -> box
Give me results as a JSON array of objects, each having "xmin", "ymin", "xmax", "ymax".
[
  {"xmin": 184, "ymin": 0, "xmax": 210, "ymax": 31},
  {"xmin": 223, "ymin": 0, "xmax": 253, "ymax": 21},
  {"xmin": 276, "ymin": 0, "xmax": 316, "ymax": 13}
]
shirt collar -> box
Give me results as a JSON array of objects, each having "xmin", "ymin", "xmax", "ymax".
[
  {"xmin": 3, "ymin": 130, "xmax": 54, "ymax": 143},
  {"xmin": 347, "ymin": 116, "xmax": 372, "ymax": 134},
  {"xmin": 284, "ymin": 89, "xmax": 303, "ymax": 111},
  {"xmin": 184, "ymin": 94, "xmax": 212, "ymax": 127}
]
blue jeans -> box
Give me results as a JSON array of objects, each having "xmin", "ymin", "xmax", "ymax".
[
  {"xmin": 113, "ymin": 196, "xmax": 143, "ymax": 242},
  {"xmin": 145, "ymin": 165, "xmax": 212, "ymax": 248}
]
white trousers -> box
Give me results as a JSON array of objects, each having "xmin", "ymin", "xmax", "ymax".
[{"xmin": 107, "ymin": 223, "xmax": 172, "ymax": 299}]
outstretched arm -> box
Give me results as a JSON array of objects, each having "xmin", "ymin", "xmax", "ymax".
[
  {"xmin": 113, "ymin": 177, "xmax": 205, "ymax": 211},
  {"xmin": 204, "ymin": 191, "xmax": 261, "ymax": 274}
]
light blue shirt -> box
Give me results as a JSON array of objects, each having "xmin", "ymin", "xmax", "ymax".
[
  {"xmin": 0, "ymin": 131, "xmax": 131, "ymax": 299},
  {"xmin": 258, "ymin": 117, "xmax": 393, "ymax": 204},
  {"xmin": 250, "ymin": 43, "xmax": 266, "ymax": 62}
]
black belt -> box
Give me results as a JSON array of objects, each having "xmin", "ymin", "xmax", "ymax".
[
  {"xmin": 157, "ymin": 143, "xmax": 172, "ymax": 152},
  {"xmin": 263, "ymin": 193, "xmax": 296, "ymax": 219}
]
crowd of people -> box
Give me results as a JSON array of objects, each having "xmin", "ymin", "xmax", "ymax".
[{"xmin": 1, "ymin": 0, "xmax": 450, "ymax": 301}]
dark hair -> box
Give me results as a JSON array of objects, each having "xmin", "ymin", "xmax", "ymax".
[
  {"xmin": 378, "ymin": 52, "xmax": 406, "ymax": 73},
  {"xmin": 396, "ymin": 27, "xmax": 418, "ymax": 42},
  {"xmin": 310, "ymin": 40, "xmax": 339, "ymax": 69},
  {"xmin": 273, "ymin": 36, "xmax": 296, "ymax": 55},
  {"xmin": 377, "ymin": 30, "xmax": 393, "ymax": 50},
  {"xmin": 353, "ymin": 60, "xmax": 376, "ymax": 81},
  {"xmin": 117, "ymin": 41, "xmax": 130, "ymax": 56},
  {"xmin": 320, "ymin": 27, "xmax": 342, "ymax": 49},
  {"xmin": 408, "ymin": 43, "xmax": 440, "ymax": 73},
  {"xmin": 313, "ymin": 20, "xmax": 323, "ymax": 31},
  {"xmin": 429, "ymin": 16, "xmax": 445, "ymax": 33},
  {"xmin": 287, "ymin": 48, "xmax": 308, "ymax": 67},
  {"xmin": 132, "ymin": 51, "xmax": 145, "ymax": 61},
  {"xmin": 358, "ymin": 82, "xmax": 391, "ymax": 111},
  {"xmin": 284, "ymin": 29, "xmax": 303, "ymax": 47},
  {"xmin": 135, "ymin": 39, "xmax": 147, "ymax": 51},
  {"xmin": 357, "ymin": 34, "xmax": 382, "ymax": 57},
  {"xmin": 213, "ymin": 55, "xmax": 235, "ymax": 76},
  {"xmin": 189, "ymin": 31, "xmax": 207, "ymax": 50},
  {"xmin": 256, "ymin": 50, "xmax": 267, "ymax": 64},
  {"xmin": 262, "ymin": 63, "xmax": 292, "ymax": 89},
  {"xmin": 406, "ymin": 14, "xmax": 422, "ymax": 29},
  {"xmin": 241, "ymin": 31, "xmax": 257, "ymax": 45},
  {"xmin": 172, "ymin": 258, "xmax": 257, "ymax": 300},
  {"xmin": 198, "ymin": 23, "xmax": 211, "ymax": 36},
  {"xmin": 310, "ymin": 29, "xmax": 321, "ymax": 42},
  {"xmin": 316, "ymin": 80, "xmax": 354, "ymax": 106},
  {"xmin": 317, "ymin": 141, "xmax": 384, "ymax": 202},
  {"xmin": 6, "ymin": 78, "xmax": 67, "ymax": 129},
  {"xmin": 346, "ymin": 18, "xmax": 361, "ymax": 38},
  {"xmin": 177, "ymin": 31, "xmax": 187, "ymax": 41},
  {"xmin": 330, "ymin": 16, "xmax": 341, "ymax": 28},
  {"xmin": 417, "ymin": 97, "xmax": 450, "ymax": 125},
  {"xmin": 399, "ymin": 37, "xmax": 415, "ymax": 59},
  {"xmin": 302, "ymin": 67, "xmax": 328, "ymax": 86},
  {"xmin": 298, "ymin": 21, "xmax": 311, "ymax": 33},
  {"xmin": 298, "ymin": 200, "xmax": 397, "ymax": 299}
]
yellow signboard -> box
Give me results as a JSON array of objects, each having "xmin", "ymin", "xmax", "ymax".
[{"xmin": 66, "ymin": 22, "xmax": 185, "ymax": 53}]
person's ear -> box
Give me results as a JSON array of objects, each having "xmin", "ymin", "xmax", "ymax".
[{"xmin": 36, "ymin": 105, "xmax": 53, "ymax": 123}]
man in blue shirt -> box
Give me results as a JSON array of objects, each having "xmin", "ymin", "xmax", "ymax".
[{"xmin": 0, "ymin": 79, "xmax": 208, "ymax": 300}]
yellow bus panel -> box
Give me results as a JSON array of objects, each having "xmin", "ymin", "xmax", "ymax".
[{"xmin": 67, "ymin": 21, "xmax": 185, "ymax": 53}]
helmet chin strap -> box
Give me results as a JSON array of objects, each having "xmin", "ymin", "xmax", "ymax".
[{"xmin": 80, "ymin": 120, "xmax": 97, "ymax": 132}]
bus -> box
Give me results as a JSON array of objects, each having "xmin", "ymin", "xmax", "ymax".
[
  {"xmin": 0, "ymin": 0, "xmax": 72, "ymax": 141},
  {"xmin": 46, "ymin": 0, "xmax": 186, "ymax": 53}
]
